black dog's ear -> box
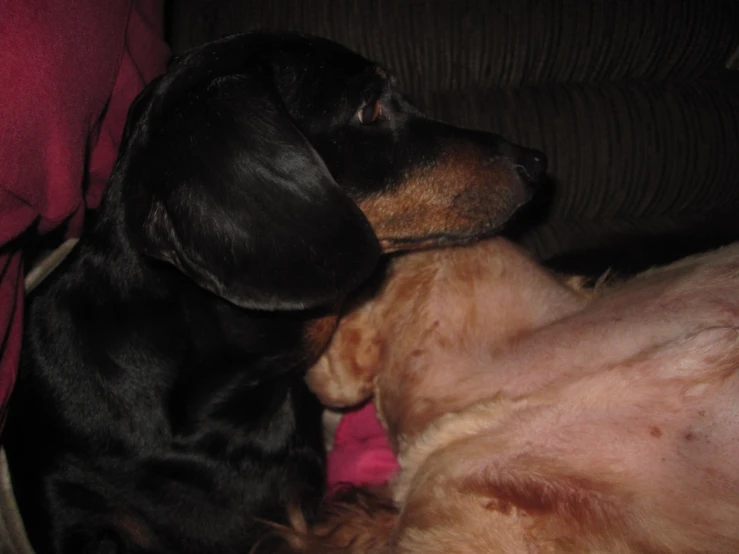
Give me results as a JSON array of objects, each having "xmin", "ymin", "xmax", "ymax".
[{"xmin": 123, "ymin": 72, "xmax": 380, "ymax": 311}]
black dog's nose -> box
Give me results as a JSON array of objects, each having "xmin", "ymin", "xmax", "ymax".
[{"xmin": 515, "ymin": 148, "xmax": 548, "ymax": 185}]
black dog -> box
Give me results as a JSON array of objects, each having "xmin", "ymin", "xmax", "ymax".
[{"xmin": 2, "ymin": 31, "xmax": 546, "ymax": 554}]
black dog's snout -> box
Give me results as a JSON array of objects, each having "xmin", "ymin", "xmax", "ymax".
[{"xmin": 515, "ymin": 148, "xmax": 548, "ymax": 185}]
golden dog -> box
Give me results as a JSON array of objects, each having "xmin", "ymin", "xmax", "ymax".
[{"xmin": 299, "ymin": 237, "xmax": 739, "ymax": 553}]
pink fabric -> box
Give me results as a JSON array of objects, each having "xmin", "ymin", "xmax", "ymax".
[
  {"xmin": 0, "ymin": 0, "xmax": 170, "ymax": 430},
  {"xmin": 327, "ymin": 403, "xmax": 400, "ymax": 494}
]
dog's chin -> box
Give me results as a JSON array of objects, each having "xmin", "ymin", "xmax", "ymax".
[
  {"xmin": 377, "ymin": 203, "xmax": 536, "ymax": 253},
  {"xmin": 378, "ymin": 228, "xmax": 501, "ymax": 253}
]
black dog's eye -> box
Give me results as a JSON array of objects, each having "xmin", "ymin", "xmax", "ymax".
[{"xmin": 357, "ymin": 101, "xmax": 380, "ymax": 124}]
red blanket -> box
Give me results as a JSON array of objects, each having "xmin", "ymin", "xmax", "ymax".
[
  {"xmin": 327, "ymin": 403, "xmax": 400, "ymax": 493},
  {"xmin": 0, "ymin": 0, "xmax": 170, "ymax": 429}
]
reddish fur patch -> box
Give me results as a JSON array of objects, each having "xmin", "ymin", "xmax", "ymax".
[
  {"xmin": 256, "ymin": 488, "xmax": 399, "ymax": 554},
  {"xmin": 303, "ymin": 308, "xmax": 340, "ymax": 361},
  {"xmin": 304, "ymin": 302, "xmax": 380, "ymax": 408},
  {"xmin": 450, "ymin": 469, "xmax": 624, "ymax": 552},
  {"xmin": 475, "ymin": 475, "xmax": 613, "ymax": 523},
  {"xmin": 111, "ymin": 513, "xmax": 159, "ymax": 550}
]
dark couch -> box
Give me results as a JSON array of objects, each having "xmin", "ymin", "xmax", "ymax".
[{"xmin": 168, "ymin": 0, "xmax": 739, "ymax": 275}]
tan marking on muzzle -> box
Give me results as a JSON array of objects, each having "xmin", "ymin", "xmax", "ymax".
[{"xmin": 357, "ymin": 147, "xmax": 529, "ymax": 251}]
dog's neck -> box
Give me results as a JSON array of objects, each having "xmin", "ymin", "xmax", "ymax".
[{"xmin": 370, "ymin": 240, "xmax": 592, "ymax": 454}]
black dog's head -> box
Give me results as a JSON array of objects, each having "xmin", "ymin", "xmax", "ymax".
[{"xmin": 119, "ymin": 31, "xmax": 545, "ymax": 314}]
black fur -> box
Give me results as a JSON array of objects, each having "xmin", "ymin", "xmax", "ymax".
[{"xmin": 2, "ymin": 32, "xmax": 546, "ymax": 554}]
